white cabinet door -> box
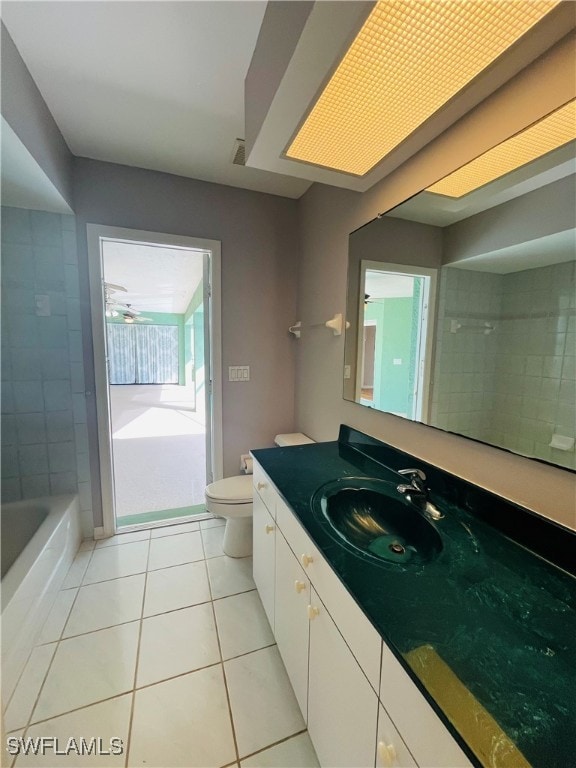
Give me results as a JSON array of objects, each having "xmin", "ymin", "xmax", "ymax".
[
  {"xmin": 252, "ymin": 489, "xmax": 276, "ymax": 629},
  {"xmin": 308, "ymin": 588, "xmax": 378, "ymax": 768},
  {"xmin": 274, "ymin": 530, "xmax": 310, "ymax": 721},
  {"xmin": 376, "ymin": 705, "xmax": 418, "ymax": 768}
]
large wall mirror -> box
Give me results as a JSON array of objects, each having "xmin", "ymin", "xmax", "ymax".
[{"xmin": 344, "ymin": 103, "xmax": 576, "ymax": 471}]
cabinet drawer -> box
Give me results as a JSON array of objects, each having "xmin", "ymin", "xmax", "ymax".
[
  {"xmin": 276, "ymin": 495, "xmax": 318, "ymax": 565},
  {"xmin": 376, "ymin": 704, "xmax": 418, "ymax": 768},
  {"xmin": 276, "ymin": 495, "xmax": 382, "ymax": 692},
  {"xmin": 380, "ymin": 642, "xmax": 472, "ymax": 768},
  {"xmin": 252, "ymin": 459, "xmax": 277, "ymax": 518}
]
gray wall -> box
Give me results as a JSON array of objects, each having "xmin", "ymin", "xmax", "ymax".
[
  {"xmin": 344, "ymin": 216, "xmax": 443, "ymax": 401},
  {"xmin": 1, "ymin": 206, "xmax": 92, "ymax": 534},
  {"xmin": 72, "ymin": 158, "xmax": 299, "ymax": 527},
  {"xmin": 295, "ymin": 180, "xmax": 576, "ymax": 531},
  {"xmin": 444, "ymin": 175, "xmax": 576, "ymax": 265},
  {"xmin": 293, "ymin": 36, "xmax": 576, "ymax": 533},
  {"xmin": 1, "ymin": 24, "xmax": 74, "ymax": 209}
]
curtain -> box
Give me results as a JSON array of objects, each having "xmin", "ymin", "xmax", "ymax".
[
  {"xmin": 107, "ymin": 324, "xmax": 136, "ymax": 384},
  {"xmin": 107, "ymin": 324, "xmax": 179, "ymax": 384}
]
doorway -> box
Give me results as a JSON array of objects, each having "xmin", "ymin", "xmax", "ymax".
[
  {"xmin": 359, "ymin": 261, "xmax": 437, "ymax": 421},
  {"xmin": 88, "ymin": 225, "xmax": 222, "ymax": 536}
]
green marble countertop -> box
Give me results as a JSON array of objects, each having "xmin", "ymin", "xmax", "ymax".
[{"xmin": 251, "ymin": 440, "xmax": 576, "ymax": 768}]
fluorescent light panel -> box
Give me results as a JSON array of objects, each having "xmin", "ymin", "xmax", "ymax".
[
  {"xmin": 426, "ymin": 100, "xmax": 576, "ymax": 198},
  {"xmin": 286, "ymin": 0, "xmax": 560, "ymax": 176}
]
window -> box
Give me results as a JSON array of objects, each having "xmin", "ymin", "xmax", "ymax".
[{"xmin": 107, "ymin": 324, "xmax": 179, "ymax": 384}]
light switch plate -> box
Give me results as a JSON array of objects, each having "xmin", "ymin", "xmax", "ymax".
[
  {"xmin": 35, "ymin": 294, "xmax": 51, "ymax": 316},
  {"xmin": 229, "ymin": 365, "xmax": 250, "ymax": 382}
]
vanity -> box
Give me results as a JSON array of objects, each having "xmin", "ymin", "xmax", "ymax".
[{"xmin": 251, "ymin": 426, "xmax": 576, "ymax": 768}]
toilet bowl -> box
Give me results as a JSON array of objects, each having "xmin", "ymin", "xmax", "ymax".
[{"xmin": 205, "ymin": 433, "xmax": 314, "ymax": 557}]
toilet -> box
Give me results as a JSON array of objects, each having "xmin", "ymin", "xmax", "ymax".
[{"xmin": 205, "ymin": 433, "xmax": 314, "ymax": 557}]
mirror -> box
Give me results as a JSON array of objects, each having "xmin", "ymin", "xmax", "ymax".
[{"xmin": 345, "ymin": 130, "xmax": 576, "ymax": 471}]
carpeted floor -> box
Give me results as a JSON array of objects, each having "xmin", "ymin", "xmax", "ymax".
[{"xmin": 110, "ymin": 385, "xmax": 207, "ymax": 520}]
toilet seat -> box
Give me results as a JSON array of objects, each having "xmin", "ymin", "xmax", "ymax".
[
  {"xmin": 204, "ymin": 435, "xmax": 315, "ymax": 557},
  {"xmin": 205, "ymin": 475, "xmax": 253, "ymax": 504}
]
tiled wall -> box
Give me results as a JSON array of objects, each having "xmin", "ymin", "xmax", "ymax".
[
  {"xmin": 490, "ymin": 261, "xmax": 575, "ymax": 469},
  {"xmin": 431, "ymin": 261, "xmax": 576, "ymax": 470},
  {"xmin": 431, "ymin": 268, "xmax": 502, "ymax": 443},
  {"xmin": 1, "ymin": 206, "xmax": 93, "ymax": 533}
]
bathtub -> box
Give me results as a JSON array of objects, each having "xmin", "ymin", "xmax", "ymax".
[{"xmin": 1, "ymin": 495, "xmax": 81, "ymax": 707}]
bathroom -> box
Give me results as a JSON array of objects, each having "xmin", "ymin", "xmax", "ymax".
[{"xmin": 1, "ymin": 2, "xmax": 575, "ymax": 767}]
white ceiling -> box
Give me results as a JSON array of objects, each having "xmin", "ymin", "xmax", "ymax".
[
  {"xmin": 102, "ymin": 240, "xmax": 204, "ymax": 314},
  {"xmin": 1, "ymin": 0, "xmax": 311, "ymax": 199},
  {"xmin": 2, "ymin": 1, "xmax": 573, "ymax": 209}
]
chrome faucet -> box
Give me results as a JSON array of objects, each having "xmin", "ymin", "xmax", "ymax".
[{"xmin": 397, "ymin": 468, "xmax": 443, "ymax": 520}]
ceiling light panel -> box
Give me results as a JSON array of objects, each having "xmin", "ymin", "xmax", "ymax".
[
  {"xmin": 286, "ymin": 0, "xmax": 560, "ymax": 176},
  {"xmin": 427, "ymin": 100, "xmax": 576, "ymax": 197}
]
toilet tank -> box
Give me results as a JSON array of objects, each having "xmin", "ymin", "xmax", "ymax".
[{"xmin": 274, "ymin": 433, "xmax": 315, "ymax": 447}]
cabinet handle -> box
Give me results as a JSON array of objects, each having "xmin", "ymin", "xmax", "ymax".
[
  {"xmin": 300, "ymin": 553, "xmax": 313, "ymax": 568},
  {"xmin": 257, "ymin": 481, "xmax": 267, "ymax": 491},
  {"xmin": 377, "ymin": 742, "xmax": 397, "ymax": 767},
  {"xmin": 265, "ymin": 524, "xmax": 274, "ymax": 534},
  {"xmin": 294, "ymin": 580, "xmax": 306, "ymax": 594},
  {"xmin": 307, "ymin": 605, "xmax": 320, "ymax": 620}
]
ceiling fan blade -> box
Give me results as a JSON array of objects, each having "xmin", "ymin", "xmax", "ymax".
[{"xmin": 105, "ymin": 282, "xmax": 128, "ymax": 293}]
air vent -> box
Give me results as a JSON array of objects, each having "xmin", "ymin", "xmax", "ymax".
[{"xmin": 231, "ymin": 138, "xmax": 246, "ymax": 166}]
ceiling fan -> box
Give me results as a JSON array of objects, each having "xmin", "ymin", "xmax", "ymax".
[{"xmin": 104, "ymin": 282, "xmax": 153, "ymax": 323}]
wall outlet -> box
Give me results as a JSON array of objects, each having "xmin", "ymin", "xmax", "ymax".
[{"xmin": 344, "ymin": 365, "xmax": 351, "ymax": 379}]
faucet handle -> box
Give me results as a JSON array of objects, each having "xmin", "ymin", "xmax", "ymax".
[{"xmin": 398, "ymin": 468, "xmax": 426, "ymax": 482}]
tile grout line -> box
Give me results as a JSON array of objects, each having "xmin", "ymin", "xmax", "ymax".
[
  {"xmin": 34, "ymin": 587, "xmax": 258, "ymax": 647},
  {"xmin": 237, "ymin": 727, "xmax": 309, "ymax": 764},
  {"xmin": 19, "ymin": 692, "xmax": 136, "ymax": 732},
  {"xmin": 14, "ymin": 543, "xmax": 97, "ymax": 743},
  {"xmin": 69, "ymin": 549, "xmax": 251, "ymax": 589},
  {"xmin": 124, "ymin": 534, "xmax": 152, "ymax": 767},
  {"xmin": 24, "ymin": 639, "xmax": 284, "ymax": 731},
  {"xmin": 10, "ymin": 528, "xmax": 285, "ymax": 766},
  {"xmin": 205, "ymin": 552, "xmax": 242, "ymax": 766}
]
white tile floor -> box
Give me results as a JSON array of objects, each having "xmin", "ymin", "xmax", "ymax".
[{"xmin": 4, "ymin": 519, "xmax": 320, "ymax": 768}]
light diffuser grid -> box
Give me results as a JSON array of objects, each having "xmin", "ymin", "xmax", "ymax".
[
  {"xmin": 426, "ymin": 100, "xmax": 576, "ymax": 197},
  {"xmin": 286, "ymin": 0, "xmax": 559, "ymax": 176}
]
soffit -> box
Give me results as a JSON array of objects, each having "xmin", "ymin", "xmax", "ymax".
[{"xmin": 1, "ymin": 1, "xmax": 311, "ymax": 199}]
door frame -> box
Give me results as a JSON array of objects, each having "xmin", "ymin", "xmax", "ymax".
[
  {"xmin": 87, "ymin": 224, "xmax": 222, "ymax": 537},
  {"xmin": 358, "ymin": 260, "xmax": 438, "ymax": 422}
]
